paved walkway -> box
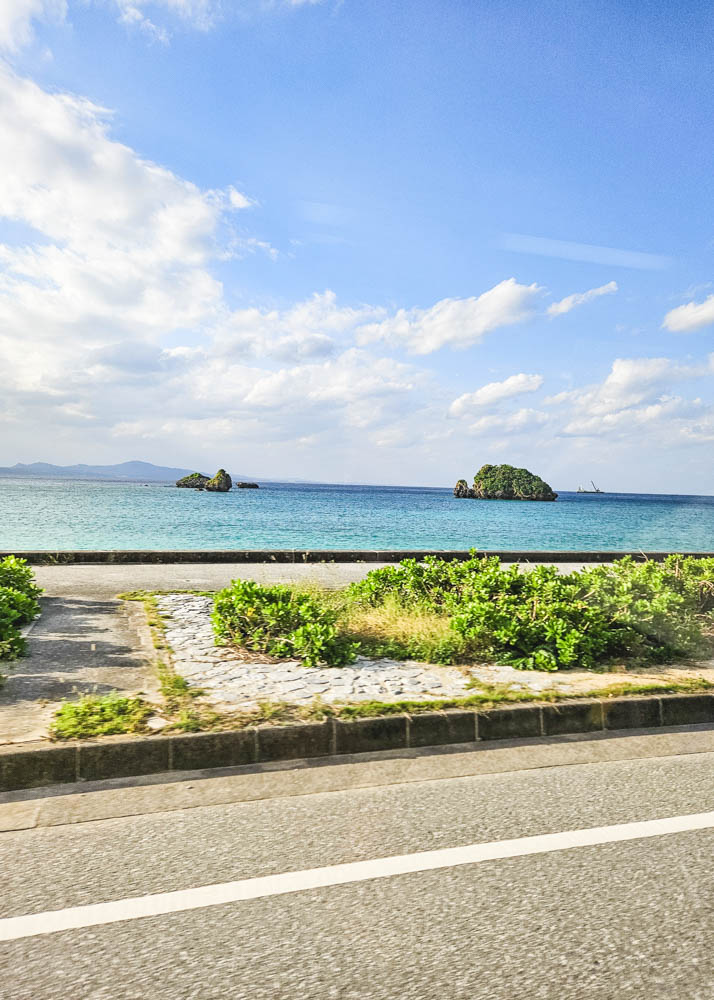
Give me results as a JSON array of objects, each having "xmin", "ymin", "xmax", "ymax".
[
  {"xmin": 157, "ymin": 593, "xmax": 714, "ymax": 709},
  {"xmin": 31, "ymin": 561, "xmax": 600, "ymax": 600},
  {"xmin": 159, "ymin": 594, "xmax": 473, "ymax": 707},
  {"xmin": 0, "ymin": 597, "xmax": 158, "ymax": 745}
]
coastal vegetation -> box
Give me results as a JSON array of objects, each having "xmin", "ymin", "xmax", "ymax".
[
  {"xmin": 211, "ymin": 554, "xmax": 714, "ymax": 671},
  {"xmin": 47, "ymin": 675, "xmax": 714, "ymax": 739},
  {"xmin": 47, "ymin": 568, "xmax": 714, "ymax": 740},
  {"xmin": 454, "ymin": 464, "xmax": 557, "ymax": 501},
  {"xmin": 212, "ymin": 579, "xmax": 358, "ymax": 667},
  {"xmin": 0, "ymin": 556, "xmax": 42, "ymax": 673}
]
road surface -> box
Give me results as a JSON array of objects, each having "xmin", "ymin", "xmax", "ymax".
[{"xmin": 1, "ymin": 726, "xmax": 713, "ymax": 999}]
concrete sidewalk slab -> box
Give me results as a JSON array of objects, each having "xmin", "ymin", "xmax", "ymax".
[
  {"xmin": 30, "ymin": 560, "xmax": 599, "ymax": 600},
  {"xmin": 0, "ymin": 597, "xmax": 158, "ymax": 745}
]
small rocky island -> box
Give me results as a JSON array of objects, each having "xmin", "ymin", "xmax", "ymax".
[
  {"xmin": 176, "ymin": 469, "xmax": 233, "ymax": 492},
  {"xmin": 235, "ymin": 482, "xmax": 259, "ymax": 489},
  {"xmin": 205, "ymin": 469, "xmax": 232, "ymax": 492},
  {"xmin": 176, "ymin": 472, "xmax": 209, "ymax": 489},
  {"xmin": 454, "ymin": 464, "xmax": 557, "ymax": 501}
]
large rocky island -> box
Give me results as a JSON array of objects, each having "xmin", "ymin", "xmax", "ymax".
[{"xmin": 454, "ymin": 464, "xmax": 557, "ymax": 501}]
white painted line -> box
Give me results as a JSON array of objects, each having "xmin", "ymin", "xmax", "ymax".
[{"xmin": 2, "ymin": 810, "xmax": 713, "ymax": 941}]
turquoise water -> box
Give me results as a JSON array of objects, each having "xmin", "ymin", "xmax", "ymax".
[{"xmin": 2, "ymin": 478, "xmax": 714, "ymax": 551}]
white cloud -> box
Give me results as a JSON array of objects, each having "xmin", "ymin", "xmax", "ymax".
[
  {"xmin": 214, "ymin": 291, "xmax": 383, "ymax": 362},
  {"xmin": 110, "ymin": 0, "xmax": 216, "ymax": 40},
  {"xmin": 0, "ymin": 0, "xmax": 66, "ymax": 49},
  {"xmin": 449, "ymin": 373, "xmax": 543, "ymax": 417},
  {"xmin": 357, "ymin": 278, "xmax": 543, "ymax": 354},
  {"xmin": 0, "ymin": 64, "xmax": 255, "ymax": 395},
  {"xmin": 0, "ymin": 0, "xmax": 323, "ymax": 50},
  {"xmin": 547, "ymin": 356, "xmax": 714, "ymax": 439},
  {"xmin": 467, "ymin": 408, "xmax": 548, "ymax": 435},
  {"xmin": 0, "ymin": 67, "xmax": 440, "ymax": 469},
  {"xmin": 663, "ymin": 294, "xmax": 714, "ymax": 333},
  {"xmin": 547, "ymin": 280, "xmax": 618, "ymax": 317}
]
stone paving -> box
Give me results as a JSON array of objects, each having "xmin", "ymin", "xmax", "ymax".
[
  {"xmin": 156, "ymin": 594, "xmax": 474, "ymax": 707},
  {"xmin": 156, "ymin": 592, "xmax": 714, "ymax": 710}
]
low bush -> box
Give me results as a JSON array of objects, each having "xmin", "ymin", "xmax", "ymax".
[
  {"xmin": 0, "ymin": 556, "xmax": 42, "ymax": 669},
  {"xmin": 211, "ymin": 556, "xmax": 714, "ymax": 672},
  {"xmin": 348, "ymin": 553, "xmax": 714, "ymax": 671},
  {"xmin": 50, "ymin": 693, "xmax": 152, "ymax": 740},
  {"xmin": 212, "ymin": 579, "xmax": 358, "ymax": 667},
  {"xmin": 0, "ymin": 555, "xmax": 43, "ymax": 602}
]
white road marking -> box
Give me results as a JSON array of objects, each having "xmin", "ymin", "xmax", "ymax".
[{"xmin": 2, "ymin": 810, "xmax": 713, "ymax": 941}]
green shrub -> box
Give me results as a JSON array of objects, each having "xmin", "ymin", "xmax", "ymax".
[
  {"xmin": 348, "ymin": 553, "xmax": 492, "ymax": 611},
  {"xmin": 0, "ymin": 555, "xmax": 43, "ymax": 602},
  {"xmin": 348, "ymin": 553, "xmax": 714, "ymax": 671},
  {"xmin": 0, "ymin": 557, "xmax": 42, "ymax": 665},
  {"xmin": 212, "ymin": 579, "xmax": 359, "ymax": 667},
  {"xmin": 50, "ymin": 693, "xmax": 152, "ymax": 740}
]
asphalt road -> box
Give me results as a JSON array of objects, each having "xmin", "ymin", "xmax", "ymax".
[{"xmin": 1, "ymin": 729, "xmax": 713, "ymax": 999}]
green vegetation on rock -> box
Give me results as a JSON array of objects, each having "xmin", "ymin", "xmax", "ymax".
[
  {"xmin": 176, "ymin": 472, "xmax": 209, "ymax": 488},
  {"xmin": 454, "ymin": 463, "xmax": 557, "ymax": 501},
  {"xmin": 205, "ymin": 468, "xmax": 232, "ymax": 492}
]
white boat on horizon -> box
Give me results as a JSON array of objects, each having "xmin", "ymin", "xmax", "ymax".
[{"xmin": 577, "ymin": 481, "xmax": 604, "ymax": 494}]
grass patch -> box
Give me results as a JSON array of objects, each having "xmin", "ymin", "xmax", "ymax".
[
  {"xmin": 341, "ymin": 596, "xmax": 470, "ymax": 664},
  {"xmin": 50, "ymin": 693, "xmax": 152, "ymax": 740}
]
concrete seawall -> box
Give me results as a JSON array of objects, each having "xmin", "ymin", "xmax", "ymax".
[{"xmin": 3, "ymin": 549, "xmax": 714, "ymax": 565}]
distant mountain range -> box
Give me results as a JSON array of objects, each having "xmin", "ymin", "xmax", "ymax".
[{"xmin": 0, "ymin": 461, "xmax": 254, "ymax": 483}]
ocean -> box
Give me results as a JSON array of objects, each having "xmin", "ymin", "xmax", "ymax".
[{"xmin": 1, "ymin": 478, "xmax": 714, "ymax": 552}]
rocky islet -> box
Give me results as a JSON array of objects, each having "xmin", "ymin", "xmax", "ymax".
[
  {"xmin": 454, "ymin": 464, "xmax": 557, "ymax": 501},
  {"xmin": 176, "ymin": 469, "xmax": 237, "ymax": 492}
]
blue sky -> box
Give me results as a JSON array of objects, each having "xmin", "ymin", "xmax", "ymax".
[{"xmin": 1, "ymin": 0, "xmax": 714, "ymax": 490}]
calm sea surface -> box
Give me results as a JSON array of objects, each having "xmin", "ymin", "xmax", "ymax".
[{"xmin": 2, "ymin": 478, "xmax": 714, "ymax": 551}]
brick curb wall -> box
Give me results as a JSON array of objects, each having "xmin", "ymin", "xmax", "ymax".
[{"xmin": 2, "ymin": 693, "xmax": 713, "ymax": 792}]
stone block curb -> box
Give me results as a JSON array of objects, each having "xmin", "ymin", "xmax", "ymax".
[{"xmin": 2, "ymin": 694, "xmax": 713, "ymax": 792}]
